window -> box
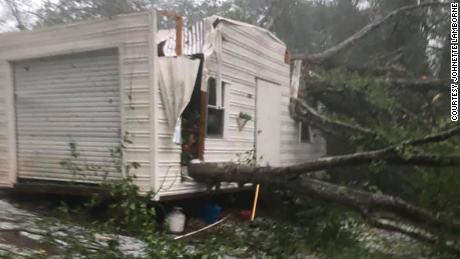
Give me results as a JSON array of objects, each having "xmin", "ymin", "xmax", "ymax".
[
  {"xmin": 206, "ymin": 77, "xmax": 226, "ymax": 138},
  {"xmin": 299, "ymin": 122, "xmax": 311, "ymax": 143}
]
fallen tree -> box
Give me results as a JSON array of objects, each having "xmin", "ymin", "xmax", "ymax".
[
  {"xmin": 188, "ymin": 125, "xmax": 460, "ymax": 250},
  {"xmin": 192, "ymin": 0, "xmax": 457, "ymax": 253},
  {"xmin": 189, "ymin": 160, "xmax": 460, "ymax": 229},
  {"xmin": 189, "ymin": 124, "xmax": 460, "ymax": 235},
  {"xmin": 189, "ymin": 159, "xmax": 460, "ymax": 253},
  {"xmin": 190, "ymin": 124, "xmax": 460, "ymax": 182}
]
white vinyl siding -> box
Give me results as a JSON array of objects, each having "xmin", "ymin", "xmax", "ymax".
[
  {"xmin": 155, "ymin": 21, "xmax": 295, "ymax": 197},
  {"xmin": 0, "ymin": 62, "xmax": 12, "ymax": 186},
  {"xmin": 14, "ymin": 49, "xmax": 122, "ymax": 183},
  {"xmin": 0, "ymin": 12, "xmax": 156, "ymax": 192},
  {"xmin": 0, "ymin": 12, "xmax": 325, "ymax": 198}
]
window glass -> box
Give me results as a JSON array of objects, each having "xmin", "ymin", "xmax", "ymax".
[
  {"xmin": 206, "ymin": 78, "xmax": 226, "ymax": 138},
  {"xmin": 300, "ymin": 122, "xmax": 311, "ymax": 143},
  {"xmin": 208, "ymin": 77, "xmax": 217, "ymax": 106},
  {"xmin": 207, "ymin": 109, "xmax": 224, "ymax": 137}
]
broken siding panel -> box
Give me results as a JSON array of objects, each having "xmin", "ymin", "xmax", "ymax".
[{"xmin": 160, "ymin": 19, "xmax": 206, "ymax": 56}]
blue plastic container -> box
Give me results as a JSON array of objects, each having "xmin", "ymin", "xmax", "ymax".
[{"xmin": 201, "ymin": 202, "xmax": 222, "ymax": 224}]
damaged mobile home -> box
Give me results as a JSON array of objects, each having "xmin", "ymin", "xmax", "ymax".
[{"xmin": 0, "ymin": 10, "xmax": 325, "ymax": 199}]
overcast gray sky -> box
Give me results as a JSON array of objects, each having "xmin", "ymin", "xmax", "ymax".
[{"xmin": 0, "ymin": 0, "xmax": 47, "ymax": 32}]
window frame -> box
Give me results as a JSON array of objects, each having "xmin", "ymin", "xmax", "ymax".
[
  {"xmin": 298, "ymin": 122, "xmax": 312, "ymax": 143},
  {"xmin": 205, "ymin": 77, "xmax": 229, "ymax": 139}
]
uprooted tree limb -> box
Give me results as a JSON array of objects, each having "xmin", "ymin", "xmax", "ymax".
[
  {"xmin": 365, "ymin": 217, "xmax": 460, "ymax": 255},
  {"xmin": 283, "ymin": 177, "xmax": 460, "ymax": 256},
  {"xmin": 189, "ymin": 150, "xmax": 460, "ymax": 184},
  {"xmin": 293, "ymin": 1, "xmax": 448, "ymax": 64},
  {"xmin": 189, "ymin": 164, "xmax": 460, "ymax": 251},
  {"xmin": 388, "ymin": 78, "xmax": 450, "ymax": 92},
  {"xmin": 189, "ymin": 163, "xmax": 460, "ymax": 250},
  {"xmin": 189, "ymin": 122, "xmax": 460, "ymax": 181},
  {"xmin": 189, "ymin": 124, "xmax": 460, "ymax": 184},
  {"xmin": 189, "ymin": 159, "xmax": 459, "ymax": 231},
  {"xmin": 189, "ymin": 124, "xmax": 460, "ymax": 246}
]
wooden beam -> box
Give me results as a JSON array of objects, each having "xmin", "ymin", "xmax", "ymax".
[
  {"xmin": 176, "ymin": 16, "xmax": 183, "ymax": 56},
  {"xmin": 158, "ymin": 10, "xmax": 183, "ymax": 56}
]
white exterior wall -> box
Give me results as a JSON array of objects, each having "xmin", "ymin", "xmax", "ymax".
[
  {"xmin": 214, "ymin": 24, "xmax": 326, "ymax": 166},
  {"xmin": 154, "ymin": 86, "xmax": 208, "ymax": 197},
  {"xmin": 0, "ymin": 61, "xmax": 13, "ymax": 186},
  {"xmin": 0, "ymin": 12, "xmax": 158, "ymax": 192},
  {"xmin": 155, "ymin": 22, "xmax": 326, "ymax": 198},
  {"xmin": 0, "ymin": 13, "xmax": 325, "ymax": 198}
]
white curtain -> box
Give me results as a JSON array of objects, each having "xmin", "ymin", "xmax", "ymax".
[{"xmin": 158, "ymin": 56, "xmax": 201, "ymax": 144}]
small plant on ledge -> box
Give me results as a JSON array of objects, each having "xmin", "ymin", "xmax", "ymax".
[{"xmin": 237, "ymin": 112, "xmax": 252, "ymax": 131}]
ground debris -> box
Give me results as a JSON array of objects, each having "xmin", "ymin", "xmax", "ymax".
[{"xmin": 0, "ymin": 197, "xmax": 147, "ymax": 258}]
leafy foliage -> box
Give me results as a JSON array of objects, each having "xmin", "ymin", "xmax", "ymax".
[{"xmin": 88, "ymin": 177, "xmax": 157, "ymax": 234}]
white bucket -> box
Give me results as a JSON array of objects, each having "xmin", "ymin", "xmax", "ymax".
[{"xmin": 166, "ymin": 207, "xmax": 186, "ymax": 233}]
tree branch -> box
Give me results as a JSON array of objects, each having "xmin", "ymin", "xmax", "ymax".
[
  {"xmin": 3, "ymin": 0, "xmax": 26, "ymax": 30},
  {"xmin": 293, "ymin": 1, "xmax": 448, "ymax": 64},
  {"xmin": 189, "ymin": 125, "xmax": 460, "ymax": 183},
  {"xmin": 292, "ymin": 98, "xmax": 376, "ymax": 137},
  {"xmin": 189, "ymin": 125, "xmax": 460, "ymax": 248},
  {"xmin": 189, "ymin": 152, "xmax": 460, "ymax": 186},
  {"xmin": 367, "ymin": 216, "xmax": 437, "ymax": 244},
  {"xmin": 288, "ymin": 177, "xmax": 460, "ymax": 231},
  {"xmin": 388, "ymin": 78, "xmax": 449, "ymax": 92},
  {"xmin": 258, "ymin": 0, "xmax": 290, "ymax": 30},
  {"xmin": 191, "ymin": 168, "xmax": 460, "ymax": 243},
  {"xmin": 403, "ymin": 126, "xmax": 460, "ymax": 146}
]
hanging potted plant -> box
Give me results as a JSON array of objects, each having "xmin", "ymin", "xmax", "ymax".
[{"xmin": 237, "ymin": 112, "xmax": 252, "ymax": 131}]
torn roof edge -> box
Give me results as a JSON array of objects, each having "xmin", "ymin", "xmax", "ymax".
[
  {"xmin": 207, "ymin": 15, "xmax": 286, "ymax": 47},
  {"xmin": 158, "ymin": 15, "xmax": 288, "ymax": 58}
]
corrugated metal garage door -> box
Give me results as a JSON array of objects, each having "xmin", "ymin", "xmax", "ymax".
[{"xmin": 14, "ymin": 49, "xmax": 122, "ymax": 183}]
